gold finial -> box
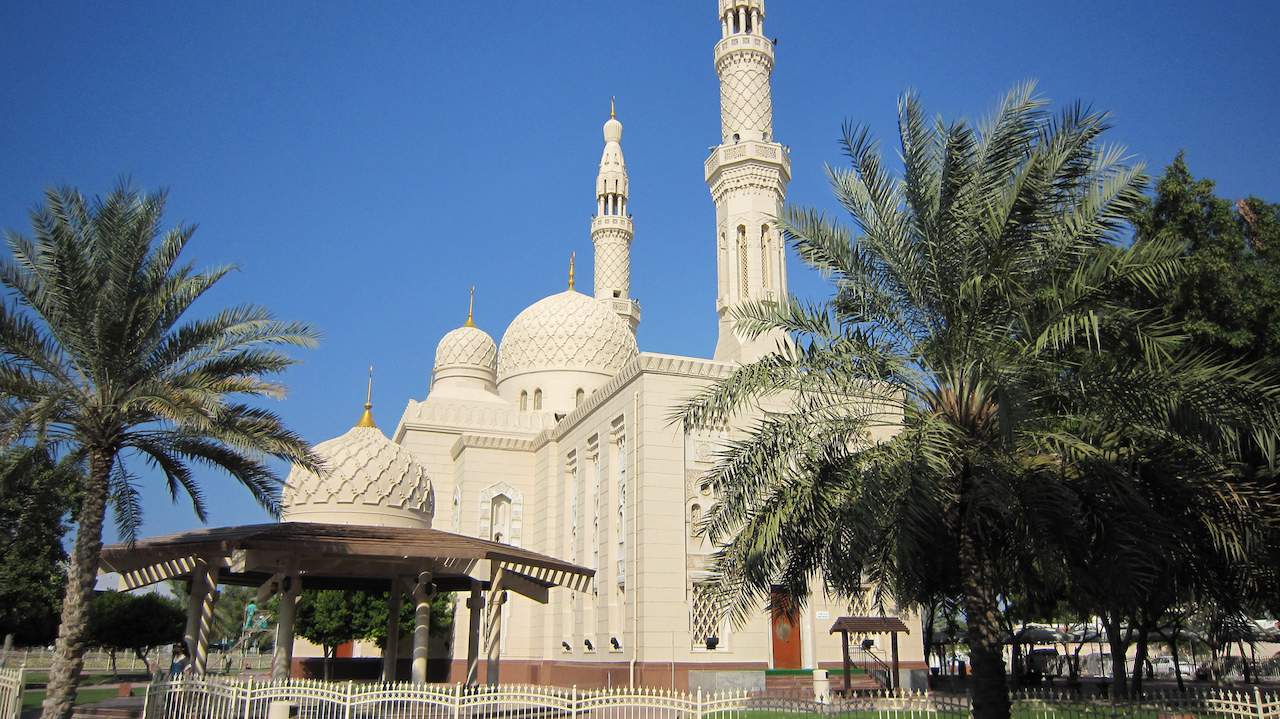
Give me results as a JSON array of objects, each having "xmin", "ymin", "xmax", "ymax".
[
  {"xmin": 610, "ymin": 96, "xmax": 616, "ymax": 119},
  {"xmin": 568, "ymin": 252, "xmax": 576, "ymax": 290},
  {"xmin": 356, "ymin": 365, "xmax": 376, "ymax": 428},
  {"xmin": 464, "ymin": 286, "xmax": 476, "ymax": 328}
]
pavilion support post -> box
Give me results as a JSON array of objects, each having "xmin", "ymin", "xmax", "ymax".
[
  {"xmin": 382, "ymin": 580, "xmax": 402, "ymax": 682},
  {"xmin": 840, "ymin": 630, "xmax": 851, "ymax": 694},
  {"xmin": 182, "ymin": 559, "xmax": 218, "ymax": 675},
  {"xmin": 485, "ymin": 563, "xmax": 507, "ymax": 686},
  {"xmin": 194, "ymin": 576, "xmax": 220, "ymax": 676},
  {"xmin": 466, "ymin": 580, "xmax": 483, "ymax": 686},
  {"xmin": 271, "ymin": 574, "xmax": 300, "ymax": 680},
  {"xmin": 890, "ymin": 632, "xmax": 900, "ymax": 691},
  {"xmin": 412, "ymin": 571, "xmax": 435, "ymax": 684}
]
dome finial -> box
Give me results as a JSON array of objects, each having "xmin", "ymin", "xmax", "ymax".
[
  {"xmin": 610, "ymin": 96, "xmax": 616, "ymax": 119},
  {"xmin": 356, "ymin": 365, "xmax": 376, "ymax": 428},
  {"xmin": 568, "ymin": 252, "xmax": 576, "ymax": 290},
  {"xmin": 464, "ymin": 286, "xmax": 476, "ymax": 328}
]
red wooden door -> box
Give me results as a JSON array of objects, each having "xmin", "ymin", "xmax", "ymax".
[{"xmin": 770, "ymin": 589, "xmax": 803, "ymax": 669}]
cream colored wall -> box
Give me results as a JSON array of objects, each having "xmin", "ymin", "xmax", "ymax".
[{"xmin": 395, "ymin": 354, "xmax": 922, "ymax": 675}]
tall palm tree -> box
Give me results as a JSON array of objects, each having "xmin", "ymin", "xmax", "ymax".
[
  {"xmin": 676, "ymin": 84, "xmax": 1279, "ymax": 719},
  {"xmin": 0, "ymin": 184, "xmax": 321, "ymax": 719}
]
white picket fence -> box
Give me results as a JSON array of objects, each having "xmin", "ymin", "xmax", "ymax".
[
  {"xmin": 145, "ymin": 679, "xmax": 949, "ymax": 719},
  {"xmin": 0, "ymin": 668, "xmax": 22, "ymax": 719},
  {"xmin": 141, "ymin": 678, "xmax": 1280, "ymax": 719}
]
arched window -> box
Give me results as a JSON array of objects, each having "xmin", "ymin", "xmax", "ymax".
[
  {"xmin": 575, "ymin": 388, "xmax": 585, "ymax": 407},
  {"xmin": 490, "ymin": 494, "xmax": 512, "ymax": 543},
  {"xmin": 737, "ymin": 225, "xmax": 749, "ymax": 301},
  {"xmin": 519, "ymin": 391, "xmax": 528, "ymax": 411},
  {"xmin": 761, "ymin": 224, "xmax": 771, "ymax": 290},
  {"xmin": 533, "ymin": 388, "xmax": 543, "ymax": 410}
]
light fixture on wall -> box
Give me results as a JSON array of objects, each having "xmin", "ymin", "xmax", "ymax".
[
  {"xmin": 610, "ymin": 637, "xmax": 621, "ymax": 650},
  {"xmin": 705, "ymin": 636, "xmax": 720, "ymax": 650},
  {"xmin": 561, "ymin": 641, "xmax": 572, "ymax": 652},
  {"xmin": 584, "ymin": 639, "xmax": 594, "ymax": 651}
]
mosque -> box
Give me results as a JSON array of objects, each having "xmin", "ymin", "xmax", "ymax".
[{"xmin": 284, "ymin": 0, "xmax": 925, "ymax": 691}]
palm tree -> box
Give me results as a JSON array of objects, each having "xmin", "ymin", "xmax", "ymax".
[
  {"xmin": 676, "ymin": 83, "xmax": 1279, "ymax": 719},
  {"xmin": 0, "ymin": 184, "xmax": 321, "ymax": 719}
]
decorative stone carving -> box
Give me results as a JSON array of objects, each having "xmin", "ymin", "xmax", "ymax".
[
  {"xmin": 498, "ymin": 290, "xmax": 638, "ymax": 381},
  {"xmin": 478, "ymin": 482, "xmax": 524, "ymax": 547},
  {"xmin": 434, "ymin": 325, "xmax": 498, "ymax": 372},
  {"xmin": 283, "ymin": 426, "xmax": 434, "ymax": 527}
]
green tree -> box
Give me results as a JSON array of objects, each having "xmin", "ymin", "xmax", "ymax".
[
  {"xmin": 0, "ymin": 184, "xmax": 320, "ymax": 719},
  {"xmin": 676, "ymin": 84, "xmax": 1280, "ymax": 719},
  {"xmin": 294, "ymin": 589, "xmax": 454, "ymax": 679},
  {"xmin": 0, "ymin": 445, "xmax": 78, "ymax": 650},
  {"xmin": 1133, "ymin": 153, "xmax": 1280, "ymax": 365},
  {"xmin": 87, "ymin": 591, "xmax": 185, "ymax": 676}
]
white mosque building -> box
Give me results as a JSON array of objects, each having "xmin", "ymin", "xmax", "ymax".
[{"xmin": 291, "ymin": 0, "xmax": 925, "ymax": 691}]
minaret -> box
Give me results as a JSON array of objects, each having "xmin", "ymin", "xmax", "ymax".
[
  {"xmin": 592, "ymin": 99, "xmax": 641, "ymax": 333},
  {"xmin": 707, "ymin": 0, "xmax": 790, "ymax": 362}
]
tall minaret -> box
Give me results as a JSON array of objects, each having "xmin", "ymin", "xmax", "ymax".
[
  {"xmin": 592, "ymin": 99, "xmax": 641, "ymax": 333},
  {"xmin": 707, "ymin": 0, "xmax": 790, "ymax": 363}
]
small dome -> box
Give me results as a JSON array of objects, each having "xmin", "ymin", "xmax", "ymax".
[
  {"xmin": 498, "ymin": 289, "xmax": 637, "ymax": 381},
  {"xmin": 282, "ymin": 424, "xmax": 434, "ymax": 528},
  {"xmin": 604, "ymin": 117, "xmax": 622, "ymax": 144},
  {"xmin": 434, "ymin": 325, "xmax": 497, "ymax": 373}
]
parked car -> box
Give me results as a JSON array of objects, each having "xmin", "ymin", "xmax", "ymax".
[{"xmin": 1151, "ymin": 656, "xmax": 1197, "ymax": 678}]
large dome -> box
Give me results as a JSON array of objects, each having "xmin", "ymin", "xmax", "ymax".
[
  {"xmin": 498, "ymin": 289, "xmax": 637, "ymax": 381},
  {"xmin": 282, "ymin": 423, "xmax": 434, "ymax": 528}
]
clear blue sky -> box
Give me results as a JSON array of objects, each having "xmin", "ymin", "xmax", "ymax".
[{"xmin": 2, "ymin": 1, "xmax": 1278, "ymax": 541}]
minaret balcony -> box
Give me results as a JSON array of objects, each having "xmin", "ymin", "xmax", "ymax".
[
  {"xmin": 591, "ymin": 214, "xmax": 634, "ymax": 233},
  {"xmin": 705, "ymin": 139, "xmax": 791, "ymax": 182},
  {"xmin": 714, "ymin": 34, "xmax": 774, "ymax": 65}
]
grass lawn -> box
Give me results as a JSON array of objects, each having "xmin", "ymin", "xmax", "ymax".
[
  {"xmin": 21, "ymin": 687, "xmax": 129, "ymax": 711},
  {"xmin": 733, "ymin": 702, "xmax": 1221, "ymax": 718},
  {"xmin": 20, "ymin": 671, "xmax": 147, "ymax": 686}
]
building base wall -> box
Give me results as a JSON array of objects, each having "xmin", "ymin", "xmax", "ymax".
[{"xmin": 446, "ymin": 659, "xmax": 929, "ymax": 691}]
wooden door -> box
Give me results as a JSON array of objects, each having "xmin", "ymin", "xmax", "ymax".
[{"xmin": 770, "ymin": 589, "xmax": 803, "ymax": 669}]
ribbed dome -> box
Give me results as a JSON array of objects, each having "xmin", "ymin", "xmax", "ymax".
[
  {"xmin": 498, "ymin": 290, "xmax": 637, "ymax": 381},
  {"xmin": 282, "ymin": 425, "xmax": 434, "ymax": 528},
  {"xmin": 434, "ymin": 325, "xmax": 497, "ymax": 372}
]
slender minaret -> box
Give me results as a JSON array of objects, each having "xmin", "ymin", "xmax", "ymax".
[
  {"xmin": 707, "ymin": 0, "xmax": 790, "ymax": 362},
  {"xmin": 592, "ymin": 99, "xmax": 641, "ymax": 333}
]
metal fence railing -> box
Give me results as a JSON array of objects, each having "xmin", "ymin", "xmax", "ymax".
[
  {"xmin": 5, "ymin": 648, "xmax": 273, "ymax": 675},
  {"xmin": 141, "ymin": 678, "xmax": 1280, "ymax": 719},
  {"xmin": 0, "ymin": 668, "xmax": 23, "ymax": 719}
]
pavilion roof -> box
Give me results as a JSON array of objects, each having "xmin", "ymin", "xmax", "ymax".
[
  {"xmin": 829, "ymin": 616, "xmax": 911, "ymax": 635},
  {"xmin": 99, "ymin": 521, "xmax": 593, "ymax": 601}
]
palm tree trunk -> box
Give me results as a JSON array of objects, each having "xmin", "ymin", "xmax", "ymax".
[
  {"xmin": 1104, "ymin": 620, "xmax": 1129, "ymax": 698},
  {"xmin": 959, "ymin": 522, "xmax": 1010, "ymax": 719},
  {"xmin": 41, "ymin": 450, "xmax": 112, "ymax": 719},
  {"xmin": 1130, "ymin": 628, "xmax": 1149, "ymax": 695},
  {"xmin": 1170, "ymin": 632, "xmax": 1185, "ymax": 692}
]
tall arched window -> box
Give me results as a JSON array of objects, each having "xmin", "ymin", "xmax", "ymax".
[
  {"xmin": 761, "ymin": 224, "xmax": 771, "ymax": 290},
  {"xmin": 519, "ymin": 391, "xmax": 528, "ymax": 411},
  {"xmin": 575, "ymin": 388, "xmax": 585, "ymax": 407},
  {"xmin": 737, "ymin": 225, "xmax": 748, "ymax": 301},
  {"xmin": 490, "ymin": 494, "xmax": 512, "ymax": 543},
  {"xmin": 533, "ymin": 388, "xmax": 543, "ymax": 410}
]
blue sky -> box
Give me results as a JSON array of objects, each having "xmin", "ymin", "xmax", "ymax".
[{"xmin": 3, "ymin": 1, "xmax": 1279, "ymax": 541}]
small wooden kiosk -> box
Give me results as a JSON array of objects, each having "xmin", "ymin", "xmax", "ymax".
[{"xmin": 829, "ymin": 616, "xmax": 910, "ymax": 692}]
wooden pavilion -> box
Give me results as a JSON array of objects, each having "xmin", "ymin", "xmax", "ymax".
[{"xmin": 99, "ymin": 521, "xmax": 593, "ymax": 685}]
